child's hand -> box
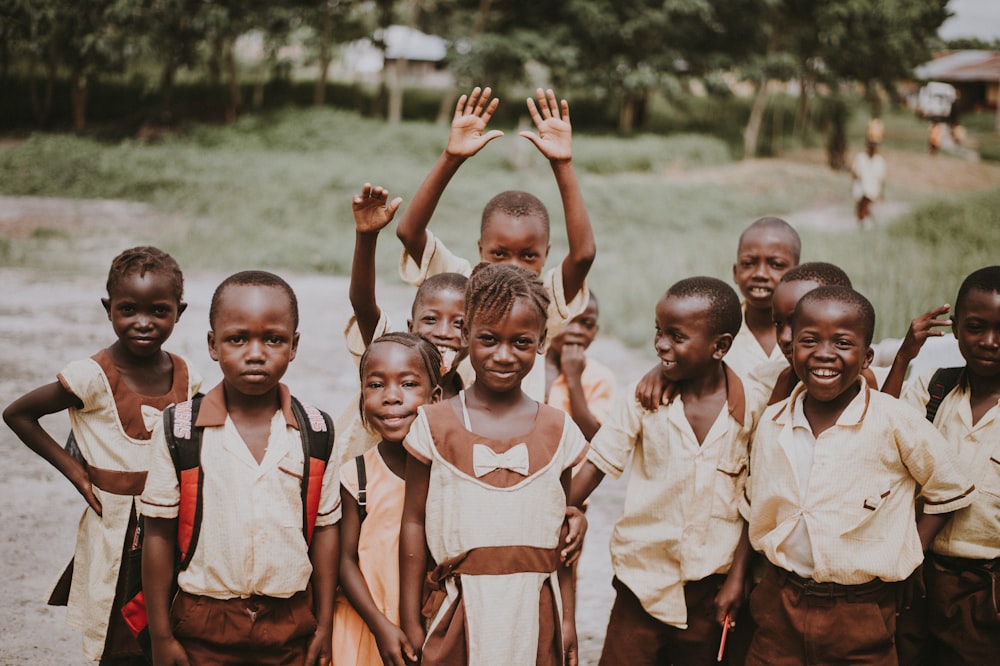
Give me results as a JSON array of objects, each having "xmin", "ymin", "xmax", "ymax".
[
  {"xmin": 561, "ymin": 616, "xmax": 579, "ymax": 666},
  {"xmin": 353, "ymin": 183, "xmax": 403, "ymax": 235},
  {"xmin": 558, "ymin": 343, "xmax": 587, "ymax": 384},
  {"xmin": 561, "ymin": 506, "xmax": 588, "ymax": 566},
  {"xmin": 71, "ymin": 465, "xmax": 103, "ymax": 516},
  {"xmin": 713, "ymin": 573, "xmax": 746, "ymax": 627},
  {"xmin": 400, "ymin": 620, "xmax": 425, "ymax": 664},
  {"xmin": 304, "ymin": 626, "xmax": 332, "ymax": 665},
  {"xmin": 896, "ymin": 564, "xmax": 926, "ymax": 611},
  {"xmin": 897, "ymin": 304, "xmax": 951, "ymax": 364},
  {"xmin": 635, "ymin": 363, "xmax": 669, "ymax": 412},
  {"xmin": 520, "ymin": 88, "xmax": 572, "ymax": 162},
  {"xmin": 151, "ymin": 636, "xmax": 190, "ymax": 666},
  {"xmin": 374, "ymin": 619, "xmax": 419, "ymax": 666},
  {"xmin": 446, "ymin": 86, "xmax": 504, "ymax": 158}
]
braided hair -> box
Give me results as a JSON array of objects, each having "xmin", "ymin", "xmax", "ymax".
[
  {"xmin": 106, "ymin": 246, "xmax": 184, "ymax": 303},
  {"xmin": 358, "ymin": 332, "xmax": 443, "ymax": 425},
  {"xmin": 464, "ymin": 263, "xmax": 550, "ymax": 336}
]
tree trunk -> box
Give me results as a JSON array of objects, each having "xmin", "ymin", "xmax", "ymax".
[
  {"xmin": 313, "ymin": 2, "xmax": 333, "ymax": 106},
  {"xmin": 160, "ymin": 60, "xmax": 176, "ymax": 121},
  {"xmin": 743, "ymin": 77, "xmax": 769, "ymax": 159},
  {"xmin": 618, "ymin": 93, "xmax": 636, "ymax": 135},
  {"xmin": 70, "ymin": 65, "xmax": 89, "ymax": 131},
  {"xmin": 794, "ymin": 71, "xmax": 811, "ymax": 140},
  {"xmin": 224, "ymin": 37, "xmax": 242, "ymax": 123},
  {"xmin": 386, "ymin": 59, "xmax": 406, "ymax": 124}
]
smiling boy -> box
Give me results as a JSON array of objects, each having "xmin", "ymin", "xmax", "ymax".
[{"xmin": 742, "ymin": 286, "xmax": 974, "ymax": 665}]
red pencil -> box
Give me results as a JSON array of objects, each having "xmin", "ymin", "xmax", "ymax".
[{"xmin": 717, "ymin": 614, "xmax": 731, "ymax": 662}]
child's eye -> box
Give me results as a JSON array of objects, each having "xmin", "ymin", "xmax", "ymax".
[
  {"xmin": 265, "ymin": 336, "xmax": 284, "ymax": 345},
  {"xmin": 515, "ymin": 337, "xmax": 535, "ymax": 347},
  {"xmin": 228, "ymin": 335, "xmax": 246, "ymax": 344},
  {"xmin": 453, "ymin": 319, "xmax": 464, "ymax": 329},
  {"xmin": 769, "ymin": 260, "xmax": 788, "ymax": 270},
  {"xmin": 421, "ymin": 316, "xmax": 437, "ymax": 324},
  {"xmin": 403, "ymin": 380, "xmax": 420, "ymax": 388},
  {"xmin": 672, "ymin": 333, "xmax": 685, "ymax": 343}
]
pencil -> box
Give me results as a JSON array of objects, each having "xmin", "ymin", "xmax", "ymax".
[{"xmin": 717, "ymin": 613, "xmax": 731, "ymax": 662}]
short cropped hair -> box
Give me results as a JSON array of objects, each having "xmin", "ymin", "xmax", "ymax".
[
  {"xmin": 955, "ymin": 266, "xmax": 1000, "ymax": 318},
  {"xmin": 412, "ymin": 272, "xmax": 468, "ymax": 317},
  {"xmin": 107, "ymin": 246, "xmax": 184, "ymax": 303},
  {"xmin": 738, "ymin": 216, "xmax": 801, "ymax": 263},
  {"xmin": 796, "ymin": 286, "xmax": 876, "ymax": 345},
  {"xmin": 780, "ymin": 262, "xmax": 852, "ymax": 288},
  {"xmin": 358, "ymin": 332, "xmax": 443, "ymax": 424},
  {"xmin": 480, "ymin": 190, "xmax": 550, "ymax": 236},
  {"xmin": 209, "ymin": 270, "xmax": 298, "ymax": 330},
  {"xmin": 465, "ymin": 262, "xmax": 549, "ymax": 333},
  {"xmin": 666, "ymin": 276, "xmax": 742, "ymax": 338}
]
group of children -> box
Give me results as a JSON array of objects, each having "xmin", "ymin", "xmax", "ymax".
[{"xmin": 3, "ymin": 84, "xmax": 998, "ymax": 666}]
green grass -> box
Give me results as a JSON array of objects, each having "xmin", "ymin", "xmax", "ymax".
[{"xmin": 1, "ymin": 106, "xmax": 998, "ymax": 348}]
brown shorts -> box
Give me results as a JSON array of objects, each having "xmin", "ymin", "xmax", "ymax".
[{"xmin": 926, "ymin": 553, "xmax": 1000, "ymax": 664}]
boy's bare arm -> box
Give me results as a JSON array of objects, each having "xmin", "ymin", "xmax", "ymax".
[
  {"xmin": 520, "ymin": 89, "xmax": 596, "ymax": 304},
  {"xmin": 635, "ymin": 363, "xmax": 669, "ymax": 411},
  {"xmin": 3, "ymin": 382, "xmax": 101, "ymax": 515},
  {"xmin": 350, "ymin": 183, "xmax": 402, "ymax": 345},
  {"xmin": 305, "ymin": 523, "xmax": 338, "ymax": 666},
  {"xmin": 881, "ymin": 304, "xmax": 951, "ymax": 398},
  {"xmin": 559, "ymin": 344, "xmax": 601, "ymax": 440},
  {"xmin": 714, "ymin": 523, "xmax": 751, "ymax": 626},
  {"xmin": 396, "ymin": 87, "xmax": 504, "ymax": 264},
  {"xmin": 559, "ymin": 469, "xmax": 579, "ymax": 666},
  {"xmin": 568, "ymin": 460, "xmax": 605, "ymax": 508},
  {"xmin": 399, "ymin": 454, "xmax": 432, "ymax": 655},
  {"xmin": 143, "ymin": 517, "xmax": 190, "ymax": 666}
]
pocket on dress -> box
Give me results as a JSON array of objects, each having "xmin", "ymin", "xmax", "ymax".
[
  {"xmin": 710, "ymin": 458, "xmax": 747, "ymax": 522},
  {"xmin": 839, "ymin": 487, "xmax": 891, "ymax": 540}
]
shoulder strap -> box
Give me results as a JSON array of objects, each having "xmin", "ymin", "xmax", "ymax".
[
  {"xmin": 290, "ymin": 396, "xmax": 335, "ymax": 545},
  {"xmin": 355, "ymin": 454, "xmax": 368, "ymax": 523},
  {"xmin": 925, "ymin": 366, "xmax": 964, "ymax": 423},
  {"xmin": 162, "ymin": 396, "xmax": 205, "ymax": 571}
]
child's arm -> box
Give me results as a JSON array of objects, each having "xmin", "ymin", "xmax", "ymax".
[
  {"xmin": 399, "ymin": 453, "xmax": 432, "ymax": 656},
  {"xmin": 395, "ymin": 87, "xmax": 504, "ymax": 265},
  {"xmin": 3, "ymin": 383, "xmax": 101, "ymax": 515},
  {"xmin": 558, "ymin": 469, "xmax": 578, "ymax": 666},
  {"xmin": 557, "ymin": 344, "xmax": 601, "ymax": 440},
  {"xmin": 350, "ymin": 183, "xmax": 403, "ymax": 346},
  {"xmin": 339, "ymin": 487, "xmax": 417, "ymax": 666},
  {"xmin": 519, "ymin": 89, "xmax": 596, "ymax": 305},
  {"xmin": 714, "ymin": 523, "xmax": 752, "ymax": 627},
  {"xmin": 568, "ymin": 460, "xmax": 605, "ymax": 508},
  {"xmin": 143, "ymin": 516, "xmax": 190, "ymax": 666},
  {"xmin": 634, "ymin": 363, "xmax": 668, "ymax": 412},
  {"xmin": 305, "ymin": 523, "xmax": 338, "ymax": 666},
  {"xmin": 881, "ymin": 304, "xmax": 951, "ymax": 397}
]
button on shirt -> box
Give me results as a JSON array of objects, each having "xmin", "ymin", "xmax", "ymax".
[
  {"xmin": 741, "ymin": 378, "xmax": 975, "ymax": 584},
  {"xmin": 586, "ymin": 368, "xmax": 752, "ymax": 628},
  {"xmin": 140, "ymin": 383, "xmax": 341, "ymax": 599},
  {"xmin": 903, "ymin": 369, "xmax": 1000, "ymax": 560}
]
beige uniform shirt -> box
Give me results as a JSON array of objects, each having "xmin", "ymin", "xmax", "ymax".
[
  {"xmin": 903, "ymin": 369, "xmax": 1000, "ymax": 560},
  {"xmin": 742, "ymin": 379, "xmax": 975, "ymax": 584},
  {"xmin": 140, "ymin": 383, "xmax": 341, "ymax": 599},
  {"xmin": 725, "ymin": 305, "xmax": 784, "ymax": 380},
  {"xmin": 587, "ymin": 367, "xmax": 753, "ymax": 628}
]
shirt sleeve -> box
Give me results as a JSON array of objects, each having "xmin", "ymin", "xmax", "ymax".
[
  {"xmin": 57, "ymin": 358, "xmax": 104, "ymax": 412},
  {"xmin": 398, "ymin": 230, "xmax": 472, "ymax": 287},
  {"xmin": 344, "ymin": 311, "xmax": 392, "ymax": 365},
  {"xmin": 586, "ymin": 382, "xmax": 644, "ymax": 479},
  {"xmin": 138, "ymin": 415, "xmax": 180, "ymax": 519},
  {"xmin": 541, "ymin": 267, "xmax": 589, "ymax": 343},
  {"xmin": 314, "ymin": 442, "xmax": 343, "ymax": 527},
  {"xmin": 340, "ymin": 456, "xmax": 360, "ymax": 502},
  {"xmin": 559, "ymin": 413, "xmax": 589, "ymax": 470},
  {"xmin": 402, "ymin": 407, "xmax": 434, "ymax": 465},
  {"xmin": 900, "ymin": 369, "xmax": 933, "ymax": 414}
]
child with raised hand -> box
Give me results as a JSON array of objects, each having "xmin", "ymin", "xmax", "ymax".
[
  {"xmin": 570, "ymin": 277, "xmax": 755, "ymax": 665},
  {"xmin": 3, "ymin": 246, "xmax": 201, "ymax": 665},
  {"xmin": 394, "ymin": 86, "xmax": 596, "ymax": 401},
  {"xmin": 332, "ymin": 333, "xmax": 443, "ymax": 666},
  {"xmin": 399, "ymin": 263, "xmax": 589, "ymax": 666},
  {"xmin": 140, "ymin": 271, "xmax": 339, "ymax": 666},
  {"xmin": 741, "ymin": 286, "xmax": 974, "ymax": 665},
  {"xmin": 893, "ymin": 266, "xmax": 1000, "ymax": 664},
  {"xmin": 545, "ymin": 291, "xmax": 615, "ymax": 441}
]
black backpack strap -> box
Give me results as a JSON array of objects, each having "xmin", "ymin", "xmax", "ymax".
[
  {"xmin": 925, "ymin": 366, "xmax": 964, "ymax": 423},
  {"xmin": 290, "ymin": 396, "xmax": 335, "ymax": 544},
  {"xmin": 355, "ymin": 454, "xmax": 368, "ymax": 523},
  {"xmin": 163, "ymin": 396, "xmax": 205, "ymax": 571}
]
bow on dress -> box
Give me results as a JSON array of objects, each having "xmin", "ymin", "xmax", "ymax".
[{"xmin": 472, "ymin": 443, "xmax": 529, "ymax": 477}]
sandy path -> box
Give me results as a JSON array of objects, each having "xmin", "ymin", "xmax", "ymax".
[{"xmin": 0, "ymin": 265, "xmax": 646, "ymax": 665}]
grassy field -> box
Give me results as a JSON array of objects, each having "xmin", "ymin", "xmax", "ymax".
[{"xmin": 2, "ymin": 105, "xmax": 999, "ymax": 347}]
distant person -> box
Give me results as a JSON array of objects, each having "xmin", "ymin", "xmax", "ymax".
[
  {"xmin": 851, "ymin": 138, "xmax": 886, "ymax": 227},
  {"xmin": 3, "ymin": 246, "xmax": 201, "ymax": 665}
]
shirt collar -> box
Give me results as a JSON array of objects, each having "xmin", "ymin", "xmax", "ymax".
[
  {"xmin": 773, "ymin": 374, "xmax": 870, "ymax": 426},
  {"xmin": 195, "ymin": 382, "xmax": 299, "ymax": 429},
  {"xmin": 661, "ymin": 363, "xmax": 747, "ymax": 427}
]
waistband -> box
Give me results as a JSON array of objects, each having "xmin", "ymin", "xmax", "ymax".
[
  {"xmin": 769, "ymin": 563, "xmax": 888, "ymax": 602},
  {"xmin": 86, "ymin": 464, "xmax": 147, "ymax": 496},
  {"xmin": 931, "ymin": 552, "xmax": 1000, "ymax": 574}
]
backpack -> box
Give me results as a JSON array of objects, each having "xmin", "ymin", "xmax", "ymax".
[
  {"xmin": 924, "ymin": 366, "xmax": 964, "ymax": 423},
  {"xmin": 355, "ymin": 454, "xmax": 368, "ymax": 523},
  {"xmin": 119, "ymin": 394, "xmax": 335, "ymax": 660}
]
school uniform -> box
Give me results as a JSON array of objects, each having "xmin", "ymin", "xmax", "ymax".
[
  {"xmin": 902, "ymin": 369, "xmax": 1000, "ymax": 664},
  {"xmin": 741, "ymin": 378, "xmax": 975, "ymax": 665},
  {"xmin": 57, "ymin": 350, "xmax": 200, "ymax": 662},
  {"xmin": 139, "ymin": 383, "xmax": 341, "ymax": 665},
  {"xmin": 398, "ymin": 230, "xmax": 589, "ymax": 401},
  {"xmin": 587, "ymin": 366, "xmax": 753, "ymax": 665},
  {"xmin": 725, "ymin": 306, "xmax": 785, "ymax": 381},
  {"xmin": 545, "ymin": 357, "xmax": 616, "ymax": 426}
]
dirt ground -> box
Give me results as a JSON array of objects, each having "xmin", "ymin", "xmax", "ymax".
[{"xmin": 0, "ymin": 198, "xmax": 647, "ymax": 664}]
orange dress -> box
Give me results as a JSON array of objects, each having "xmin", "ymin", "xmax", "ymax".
[{"xmin": 331, "ymin": 446, "xmax": 405, "ymax": 665}]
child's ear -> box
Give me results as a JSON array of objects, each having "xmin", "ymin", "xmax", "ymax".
[
  {"xmin": 430, "ymin": 385, "xmax": 444, "ymax": 404},
  {"xmin": 713, "ymin": 333, "xmax": 734, "ymax": 360},
  {"xmin": 407, "ymin": 319, "xmax": 413, "ymax": 332},
  {"xmin": 207, "ymin": 331, "xmax": 219, "ymax": 361},
  {"xmin": 538, "ymin": 327, "xmax": 548, "ymax": 354},
  {"xmin": 461, "ymin": 324, "xmax": 470, "ymax": 348},
  {"xmin": 863, "ymin": 344, "xmax": 874, "ymax": 370},
  {"xmin": 289, "ymin": 332, "xmax": 300, "ymax": 361},
  {"xmin": 101, "ymin": 297, "xmax": 111, "ymax": 318},
  {"xmin": 176, "ymin": 301, "xmax": 188, "ymax": 320}
]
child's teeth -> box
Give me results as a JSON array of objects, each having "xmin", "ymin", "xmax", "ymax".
[{"xmin": 438, "ymin": 347, "xmax": 457, "ymax": 372}]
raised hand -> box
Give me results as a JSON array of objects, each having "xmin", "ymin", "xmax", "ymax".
[
  {"xmin": 520, "ymin": 88, "xmax": 572, "ymax": 162},
  {"xmin": 353, "ymin": 183, "xmax": 403, "ymax": 235},
  {"xmin": 446, "ymin": 86, "xmax": 504, "ymax": 158},
  {"xmin": 898, "ymin": 304, "xmax": 952, "ymax": 364}
]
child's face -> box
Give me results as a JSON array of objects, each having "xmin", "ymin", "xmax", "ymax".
[
  {"xmin": 465, "ymin": 298, "xmax": 546, "ymax": 394},
  {"xmin": 954, "ymin": 287, "xmax": 1000, "ymax": 379},
  {"xmin": 409, "ymin": 288, "xmax": 465, "ymax": 372},
  {"xmin": 478, "ymin": 213, "xmax": 550, "ymax": 275},
  {"xmin": 772, "ymin": 280, "xmax": 821, "ymax": 362},
  {"xmin": 791, "ymin": 299, "xmax": 873, "ymax": 404},
  {"xmin": 361, "ymin": 341, "xmax": 438, "ymax": 443},
  {"xmin": 733, "ymin": 228, "xmax": 798, "ymax": 312},
  {"xmin": 654, "ymin": 295, "xmax": 728, "ymax": 383},
  {"xmin": 207, "ymin": 285, "xmax": 299, "ymax": 398},
  {"xmin": 549, "ymin": 299, "xmax": 599, "ymax": 356},
  {"xmin": 102, "ymin": 270, "xmax": 186, "ymax": 359}
]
